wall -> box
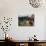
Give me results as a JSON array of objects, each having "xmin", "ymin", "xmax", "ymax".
[
  {"xmin": 0, "ymin": 0, "xmax": 46, "ymax": 40},
  {"xmin": 0, "ymin": 0, "xmax": 16, "ymax": 40}
]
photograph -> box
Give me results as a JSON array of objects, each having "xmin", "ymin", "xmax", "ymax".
[{"xmin": 18, "ymin": 14, "xmax": 34, "ymax": 26}]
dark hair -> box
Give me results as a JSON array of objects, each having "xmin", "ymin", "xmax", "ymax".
[{"xmin": 34, "ymin": 35, "xmax": 36, "ymax": 37}]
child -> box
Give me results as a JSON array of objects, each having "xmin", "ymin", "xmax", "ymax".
[{"xmin": 32, "ymin": 35, "xmax": 38, "ymax": 41}]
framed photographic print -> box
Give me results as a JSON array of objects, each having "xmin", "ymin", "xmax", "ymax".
[{"xmin": 18, "ymin": 14, "xmax": 34, "ymax": 26}]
